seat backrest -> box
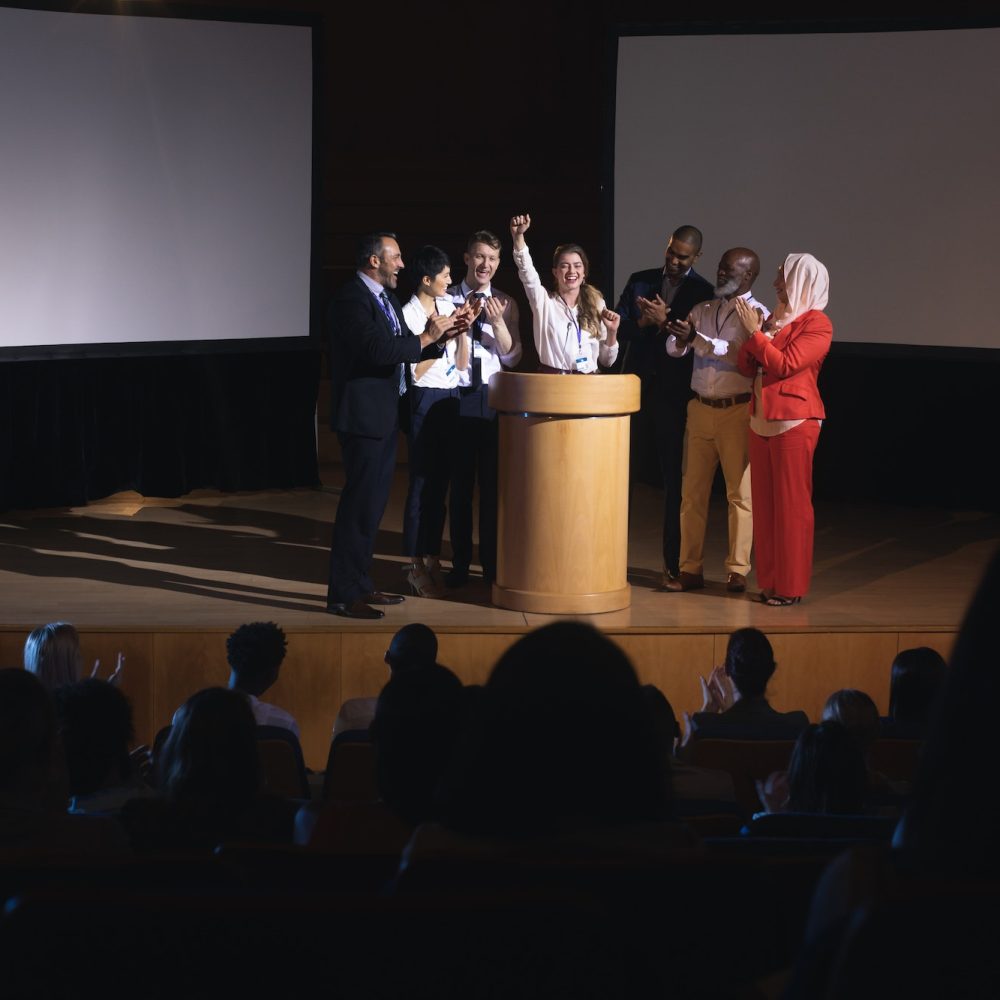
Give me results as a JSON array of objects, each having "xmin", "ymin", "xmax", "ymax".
[
  {"xmin": 868, "ymin": 738, "xmax": 922, "ymax": 782},
  {"xmin": 743, "ymin": 812, "xmax": 896, "ymax": 841},
  {"xmin": 685, "ymin": 739, "xmax": 796, "ymax": 816},
  {"xmin": 307, "ymin": 799, "xmax": 412, "ymax": 854},
  {"xmin": 256, "ymin": 725, "xmax": 309, "ymax": 800},
  {"xmin": 322, "ymin": 729, "xmax": 378, "ymax": 801}
]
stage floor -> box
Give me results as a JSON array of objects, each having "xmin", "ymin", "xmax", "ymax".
[
  {"xmin": 3, "ymin": 466, "xmax": 995, "ymax": 766},
  {"xmin": 1, "ymin": 468, "xmax": 997, "ymax": 634}
]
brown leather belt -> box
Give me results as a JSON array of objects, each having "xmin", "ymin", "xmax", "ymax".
[
  {"xmin": 695, "ymin": 392, "xmax": 751, "ymax": 409},
  {"xmin": 537, "ymin": 363, "xmax": 590, "ymax": 375}
]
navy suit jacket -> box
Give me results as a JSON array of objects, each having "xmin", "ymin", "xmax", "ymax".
[
  {"xmin": 327, "ymin": 276, "xmax": 424, "ymax": 439},
  {"xmin": 615, "ymin": 267, "xmax": 715, "ymax": 396}
]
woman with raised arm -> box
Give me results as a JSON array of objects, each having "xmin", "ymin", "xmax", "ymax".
[
  {"xmin": 733, "ymin": 253, "xmax": 832, "ymax": 607},
  {"xmin": 509, "ymin": 213, "xmax": 620, "ymax": 374},
  {"xmin": 399, "ymin": 246, "xmax": 477, "ymax": 598}
]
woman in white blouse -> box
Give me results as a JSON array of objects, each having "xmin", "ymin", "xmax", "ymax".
[
  {"xmin": 400, "ymin": 246, "xmax": 477, "ymax": 598},
  {"xmin": 509, "ymin": 214, "xmax": 620, "ymax": 373}
]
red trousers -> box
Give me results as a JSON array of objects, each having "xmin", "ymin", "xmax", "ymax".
[{"xmin": 748, "ymin": 420, "xmax": 820, "ymax": 599}]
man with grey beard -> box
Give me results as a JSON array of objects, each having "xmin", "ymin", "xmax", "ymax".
[{"xmin": 661, "ymin": 248, "xmax": 769, "ymax": 594}]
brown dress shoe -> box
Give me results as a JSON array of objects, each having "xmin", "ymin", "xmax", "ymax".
[
  {"xmin": 726, "ymin": 573, "xmax": 747, "ymax": 593},
  {"xmin": 326, "ymin": 600, "xmax": 385, "ymax": 620},
  {"xmin": 663, "ymin": 571, "xmax": 705, "ymax": 592},
  {"xmin": 365, "ymin": 591, "xmax": 405, "ymax": 605}
]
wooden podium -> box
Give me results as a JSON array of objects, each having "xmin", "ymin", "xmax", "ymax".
[{"xmin": 488, "ymin": 372, "xmax": 641, "ymax": 614}]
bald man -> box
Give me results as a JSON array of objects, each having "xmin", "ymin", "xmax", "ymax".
[
  {"xmin": 662, "ymin": 248, "xmax": 769, "ymax": 594},
  {"xmin": 615, "ymin": 226, "xmax": 715, "ymax": 584}
]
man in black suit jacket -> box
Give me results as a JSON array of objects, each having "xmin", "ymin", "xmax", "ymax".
[
  {"xmin": 615, "ymin": 226, "xmax": 714, "ymax": 585},
  {"xmin": 326, "ymin": 233, "xmax": 451, "ymax": 619}
]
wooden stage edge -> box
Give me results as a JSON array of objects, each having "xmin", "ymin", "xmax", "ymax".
[
  {"xmin": 2, "ymin": 480, "xmax": 991, "ymax": 768},
  {"xmin": 0, "ymin": 622, "xmax": 957, "ymax": 772}
]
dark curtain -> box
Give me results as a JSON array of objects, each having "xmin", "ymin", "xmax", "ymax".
[{"xmin": 0, "ymin": 350, "xmax": 321, "ymax": 510}]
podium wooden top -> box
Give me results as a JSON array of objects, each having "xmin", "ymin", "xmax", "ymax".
[{"xmin": 488, "ymin": 372, "xmax": 641, "ymax": 416}]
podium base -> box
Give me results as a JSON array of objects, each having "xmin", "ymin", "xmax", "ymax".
[{"xmin": 491, "ymin": 583, "xmax": 631, "ymax": 615}]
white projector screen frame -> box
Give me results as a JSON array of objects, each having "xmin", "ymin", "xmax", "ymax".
[
  {"xmin": 0, "ymin": 3, "xmax": 316, "ymax": 359},
  {"xmin": 613, "ymin": 23, "xmax": 1000, "ymax": 351}
]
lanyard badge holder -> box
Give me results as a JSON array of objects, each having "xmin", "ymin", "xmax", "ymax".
[{"xmin": 568, "ymin": 318, "xmax": 594, "ymax": 374}]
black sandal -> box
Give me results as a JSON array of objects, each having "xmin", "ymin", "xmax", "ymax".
[{"xmin": 765, "ymin": 594, "xmax": 801, "ymax": 607}]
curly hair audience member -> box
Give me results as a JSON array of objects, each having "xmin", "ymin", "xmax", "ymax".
[{"xmin": 225, "ymin": 621, "xmax": 299, "ymax": 738}]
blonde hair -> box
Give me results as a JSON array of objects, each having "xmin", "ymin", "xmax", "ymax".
[
  {"xmin": 23, "ymin": 622, "xmax": 82, "ymax": 691},
  {"xmin": 552, "ymin": 244, "xmax": 605, "ymax": 341}
]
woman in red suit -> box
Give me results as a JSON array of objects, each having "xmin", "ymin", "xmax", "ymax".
[{"xmin": 733, "ymin": 253, "xmax": 831, "ymax": 606}]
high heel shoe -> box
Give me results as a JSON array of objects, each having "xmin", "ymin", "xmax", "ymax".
[
  {"xmin": 403, "ymin": 561, "xmax": 442, "ymax": 598},
  {"xmin": 764, "ymin": 594, "xmax": 801, "ymax": 607}
]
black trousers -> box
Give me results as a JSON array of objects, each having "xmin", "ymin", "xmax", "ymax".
[
  {"xmin": 402, "ymin": 386, "xmax": 459, "ymax": 558},
  {"xmin": 327, "ymin": 424, "xmax": 399, "ymax": 606},
  {"xmin": 645, "ymin": 375, "xmax": 690, "ymax": 578},
  {"xmin": 449, "ymin": 390, "xmax": 498, "ymax": 581}
]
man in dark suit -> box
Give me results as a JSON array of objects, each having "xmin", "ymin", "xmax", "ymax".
[
  {"xmin": 615, "ymin": 226, "xmax": 715, "ymax": 586},
  {"xmin": 326, "ymin": 232, "xmax": 451, "ymax": 619},
  {"xmin": 446, "ymin": 229, "xmax": 521, "ymax": 588}
]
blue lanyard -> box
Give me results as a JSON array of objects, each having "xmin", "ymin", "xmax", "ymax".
[{"xmin": 558, "ymin": 295, "xmax": 582, "ymax": 349}]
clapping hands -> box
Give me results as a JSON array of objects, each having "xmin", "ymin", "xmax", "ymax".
[
  {"xmin": 90, "ymin": 651, "xmax": 124, "ymax": 685},
  {"xmin": 733, "ymin": 297, "xmax": 764, "ymax": 336},
  {"xmin": 450, "ymin": 296, "xmax": 483, "ymax": 336},
  {"xmin": 699, "ymin": 664, "xmax": 735, "ymax": 714},
  {"xmin": 680, "ymin": 664, "xmax": 734, "ymax": 747},
  {"xmin": 637, "ymin": 294, "xmax": 669, "ymax": 329},
  {"xmin": 481, "ymin": 295, "xmax": 505, "ymax": 325},
  {"xmin": 424, "ymin": 312, "xmax": 456, "ymax": 342}
]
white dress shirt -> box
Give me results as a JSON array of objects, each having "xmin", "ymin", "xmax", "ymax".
[
  {"xmin": 401, "ymin": 295, "xmax": 467, "ymax": 389},
  {"xmin": 666, "ymin": 290, "xmax": 770, "ymax": 399},
  {"xmin": 172, "ymin": 692, "xmax": 300, "ymax": 740},
  {"xmin": 513, "ymin": 244, "xmax": 618, "ymax": 372},
  {"xmin": 449, "ymin": 280, "xmax": 522, "ymax": 382},
  {"xmin": 247, "ymin": 694, "xmax": 301, "ymax": 740}
]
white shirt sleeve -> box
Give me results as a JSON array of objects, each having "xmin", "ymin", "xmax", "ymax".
[{"xmin": 512, "ymin": 244, "xmax": 549, "ymax": 315}]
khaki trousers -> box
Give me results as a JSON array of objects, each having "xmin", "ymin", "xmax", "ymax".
[{"xmin": 679, "ymin": 398, "xmax": 752, "ymax": 576}]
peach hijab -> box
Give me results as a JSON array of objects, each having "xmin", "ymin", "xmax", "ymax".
[{"xmin": 774, "ymin": 252, "xmax": 830, "ymax": 328}]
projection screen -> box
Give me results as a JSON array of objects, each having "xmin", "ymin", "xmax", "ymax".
[
  {"xmin": 0, "ymin": 5, "xmax": 314, "ymax": 358},
  {"xmin": 614, "ymin": 26, "xmax": 1000, "ymax": 350}
]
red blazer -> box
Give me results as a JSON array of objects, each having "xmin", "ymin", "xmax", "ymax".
[{"xmin": 737, "ymin": 310, "xmax": 832, "ymax": 421}]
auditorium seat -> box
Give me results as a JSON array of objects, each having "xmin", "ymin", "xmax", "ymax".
[
  {"xmin": 741, "ymin": 812, "xmax": 896, "ymax": 842},
  {"xmin": 322, "ymin": 729, "xmax": 378, "ymax": 801},
  {"xmin": 868, "ymin": 738, "xmax": 923, "ymax": 783},
  {"xmin": 150, "ymin": 723, "xmax": 309, "ymax": 800},
  {"xmin": 685, "ymin": 739, "xmax": 796, "ymax": 816},
  {"xmin": 256, "ymin": 725, "xmax": 310, "ymax": 800}
]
